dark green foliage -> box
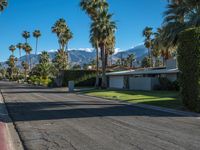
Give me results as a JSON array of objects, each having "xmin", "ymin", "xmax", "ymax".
[
  {"xmin": 178, "ymin": 27, "xmax": 200, "ymax": 112},
  {"xmin": 154, "ymin": 77, "xmax": 179, "ymax": 91},
  {"xmin": 61, "ymin": 70, "xmax": 97, "ymax": 87},
  {"xmin": 141, "ymin": 56, "xmax": 151, "ymax": 68}
]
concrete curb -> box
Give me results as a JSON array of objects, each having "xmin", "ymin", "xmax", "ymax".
[
  {"xmin": 0, "ymin": 91, "xmax": 24, "ymax": 150},
  {"xmin": 78, "ymin": 94, "xmax": 200, "ymax": 118}
]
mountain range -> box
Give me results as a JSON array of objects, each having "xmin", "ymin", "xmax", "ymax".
[{"xmin": 1, "ymin": 44, "xmax": 148, "ymax": 68}]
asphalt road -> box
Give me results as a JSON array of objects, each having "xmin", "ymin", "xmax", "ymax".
[{"xmin": 0, "ymin": 81, "xmax": 200, "ymax": 150}]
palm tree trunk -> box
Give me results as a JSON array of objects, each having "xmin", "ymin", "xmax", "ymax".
[
  {"xmin": 101, "ymin": 44, "xmax": 107, "ymax": 89},
  {"xmin": 148, "ymin": 48, "xmax": 152, "ymax": 67},
  {"xmin": 95, "ymin": 48, "xmax": 99, "ymax": 88},
  {"xmin": 19, "ymin": 49, "xmax": 22, "ymax": 60},
  {"xmin": 29, "ymin": 54, "xmax": 32, "ymax": 70},
  {"xmin": 25, "ymin": 69, "xmax": 27, "ymax": 80},
  {"xmin": 35, "ymin": 38, "xmax": 38, "ymax": 55},
  {"xmin": 26, "ymin": 53, "xmax": 30, "ymax": 71}
]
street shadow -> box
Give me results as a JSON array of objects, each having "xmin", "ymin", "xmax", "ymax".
[{"xmin": 1, "ymin": 99, "xmax": 196, "ymax": 123}]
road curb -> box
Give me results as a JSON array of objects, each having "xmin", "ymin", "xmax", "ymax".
[
  {"xmin": 0, "ymin": 90, "xmax": 24, "ymax": 150},
  {"xmin": 78, "ymin": 94, "xmax": 200, "ymax": 118}
]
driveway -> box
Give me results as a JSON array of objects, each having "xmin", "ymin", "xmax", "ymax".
[{"xmin": 0, "ymin": 81, "xmax": 200, "ymax": 150}]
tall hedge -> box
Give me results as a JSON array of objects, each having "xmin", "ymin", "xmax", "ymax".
[
  {"xmin": 178, "ymin": 27, "xmax": 200, "ymax": 112},
  {"xmin": 62, "ymin": 70, "xmax": 97, "ymax": 87}
]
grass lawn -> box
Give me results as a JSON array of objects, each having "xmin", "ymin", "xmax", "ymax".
[{"xmin": 83, "ymin": 90, "xmax": 183, "ymax": 110}]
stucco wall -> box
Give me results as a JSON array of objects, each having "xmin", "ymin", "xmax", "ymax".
[
  {"xmin": 129, "ymin": 77, "xmax": 159, "ymax": 91},
  {"xmin": 109, "ymin": 76, "xmax": 124, "ymax": 89}
]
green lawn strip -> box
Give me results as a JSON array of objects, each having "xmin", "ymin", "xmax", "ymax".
[{"xmin": 83, "ymin": 90, "xmax": 183, "ymax": 110}]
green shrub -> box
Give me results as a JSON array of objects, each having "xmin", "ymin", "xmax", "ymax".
[
  {"xmin": 178, "ymin": 27, "xmax": 200, "ymax": 112},
  {"xmin": 153, "ymin": 77, "xmax": 179, "ymax": 91}
]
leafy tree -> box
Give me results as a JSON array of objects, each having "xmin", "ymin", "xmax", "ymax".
[{"xmin": 33, "ymin": 30, "xmax": 41, "ymax": 55}]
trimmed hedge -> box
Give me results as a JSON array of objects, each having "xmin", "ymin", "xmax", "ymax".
[
  {"xmin": 178, "ymin": 27, "xmax": 200, "ymax": 112},
  {"xmin": 61, "ymin": 70, "xmax": 97, "ymax": 87}
]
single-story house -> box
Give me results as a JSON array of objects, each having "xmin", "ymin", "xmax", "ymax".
[{"xmin": 106, "ymin": 59, "xmax": 179, "ymax": 91}]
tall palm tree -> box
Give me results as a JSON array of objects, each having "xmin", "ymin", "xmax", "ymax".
[
  {"xmin": 143, "ymin": 27, "xmax": 153, "ymax": 58},
  {"xmin": 81, "ymin": 0, "xmax": 110, "ymax": 88},
  {"xmin": 52, "ymin": 19, "xmax": 73, "ymax": 52},
  {"xmin": 22, "ymin": 31, "xmax": 30, "ymax": 43},
  {"xmin": 16, "ymin": 43, "xmax": 23, "ymax": 60},
  {"xmin": 52, "ymin": 19, "xmax": 73, "ymax": 70},
  {"xmin": 23, "ymin": 43, "xmax": 32, "ymax": 69},
  {"xmin": 33, "ymin": 30, "xmax": 41, "ymax": 55},
  {"xmin": 9, "ymin": 45, "xmax": 16, "ymax": 55},
  {"xmin": 90, "ymin": 10, "xmax": 116, "ymax": 88},
  {"xmin": 0, "ymin": 0, "xmax": 8, "ymax": 12}
]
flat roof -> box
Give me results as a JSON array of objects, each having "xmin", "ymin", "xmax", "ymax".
[{"xmin": 106, "ymin": 68, "xmax": 179, "ymax": 76}]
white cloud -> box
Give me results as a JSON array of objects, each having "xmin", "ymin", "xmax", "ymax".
[{"xmin": 114, "ymin": 48, "xmax": 123, "ymax": 54}]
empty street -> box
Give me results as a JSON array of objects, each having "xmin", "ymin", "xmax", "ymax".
[{"xmin": 0, "ymin": 81, "xmax": 199, "ymax": 150}]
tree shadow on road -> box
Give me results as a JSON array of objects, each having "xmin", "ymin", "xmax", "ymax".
[{"xmin": 1, "ymin": 100, "xmax": 197, "ymax": 123}]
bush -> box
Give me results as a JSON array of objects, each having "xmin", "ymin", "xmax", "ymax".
[
  {"xmin": 178, "ymin": 27, "xmax": 200, "ymax": 112},
  {"xmin": 28, "ymin": 76, "xmax": 53, "ymax": 87},
  {"xmin": 153, "ymin": 77, "xmax": 179, "ymax": 91}
]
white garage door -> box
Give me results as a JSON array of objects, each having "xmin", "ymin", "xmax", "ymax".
[{"xmin": 109, "ymin": 76, "xmax": 124, "ymax": 89}]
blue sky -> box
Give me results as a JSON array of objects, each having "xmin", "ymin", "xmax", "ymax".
[{"xmin": 0, "ymin": 0, "xmax": 167, "ymax": 61}]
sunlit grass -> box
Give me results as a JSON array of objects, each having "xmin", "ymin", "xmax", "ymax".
[{"xmin": 83, "ymin": 90, "xmax": 183, "ymax": 109}]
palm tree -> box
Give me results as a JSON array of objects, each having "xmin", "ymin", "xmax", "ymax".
[
  {"xmin": 162, "ymin": 0, "xmax": 200, "ymax": 47},
  {"xmin": 16, "ymin": 43, "xmax": 23, "ymax": 60},
  {"xmin": 0, "ymin": 0, "xmax": 8, "ymax": 12},
  {"xmin": 90, "ymin": 10, "xmax": 116, "ymax": 88},
  {"xmin": 9, "ymin": 45, "xmax": 16, "ymax": 55},
  {"xmin": 81, "ymin": 0, "xmax": 110, "ymax": 88},
  {"xmin": 143, "ymin": 26, "xmax": 153, "ymax": 58},
  {"xmin": 127, "ymin": 54, "xmax": 136, "ymax": 68},
  {"xmin": 23, "ymin": 43, "xmax": 32, "ymax": 69},
  {"xmin": 22, "ymin": 31, "xmax": 30, "ymax": 43},
  {"xmin": 52, "ymin": 19, "xmax": 73, "ymax": 51},
  {"xmin": 54, "ymin": 49, "xmax": 68, "ymax": 71},
  {"xmin": 81, "ymin": 0, "xmax": 116, "ymax": 88},
  {"xmin": 39, "ymin": 51, "xmax": 49, "ymax": 64},
  {"xmin": 21, "ymin": 61, "xmax": 29, "ymax": 80},
  {"xmin": 33, "ymin": 30, "xmax": 41, "ymax": 55},
  {"xmin": 52, "ymin": 19, "xmax": 73, "ymax": 70}
]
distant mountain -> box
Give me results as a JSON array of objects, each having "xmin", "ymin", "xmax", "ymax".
[{"xmin": 0, "ymin": 44, "xmax": 148, "ymax": 68}]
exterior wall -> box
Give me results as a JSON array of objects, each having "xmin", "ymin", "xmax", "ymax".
[
  {"xmin": 109, "ymin": 76, "xmax": 124, "ymax": 89},
  {"xmin": 129, "ymin": 77, "xmax": 159, "ymax": 91},
  {"xmin": 166, "ymin": 74, "xmax": 177, "ymax": 82}
]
